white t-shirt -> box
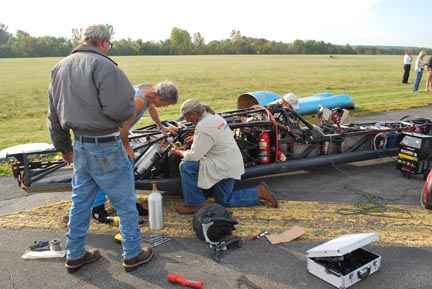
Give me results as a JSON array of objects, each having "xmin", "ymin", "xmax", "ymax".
[{"xmin": 404, "ymin": 54, "xmax": 413, "ymax": 65}]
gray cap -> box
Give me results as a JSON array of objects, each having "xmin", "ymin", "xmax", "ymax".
[
  {"xmin": 180, "ymin": 99, "xmax": 200, "ymax": 115},
  {"xmin": 282, "ymin": 93, "xmax": 299, "ymax": 110}
]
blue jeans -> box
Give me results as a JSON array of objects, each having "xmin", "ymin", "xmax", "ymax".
[
  {"xmin": 93, "ymin": 188, "xmax": 107, "ymax": 207},
  {"xmin": 93, "ymin": 167, "xmax": 136, "ymax": 207},
  {"xmin": 179, "ymin": 160, "xmax": 259, "ymax": 207},
  {"xmin": 66, "ymin": 138, "xmax": 141, "ymax": 260},
  {"xmin": 413, "ymin": 69, "xmax": 424, "ymax": 92}
]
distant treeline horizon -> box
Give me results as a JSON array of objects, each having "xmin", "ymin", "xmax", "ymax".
[{"xmin": 0, "ymin": 23, "xmax": 429, "ymax": 58}]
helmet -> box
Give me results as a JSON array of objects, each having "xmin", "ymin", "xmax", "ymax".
[{"xmin": 192, "ymin": 204, "xmax": 238, "ymax": 242}]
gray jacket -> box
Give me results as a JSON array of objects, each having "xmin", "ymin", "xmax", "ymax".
[{"xmin": 48, "ymin": 45, "xmax": 135, "ymax": 153}]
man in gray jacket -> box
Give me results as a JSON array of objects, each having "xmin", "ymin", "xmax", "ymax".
[{"xmin": 48, "ymin": 24, "xmax": 153, "ymax": 273}]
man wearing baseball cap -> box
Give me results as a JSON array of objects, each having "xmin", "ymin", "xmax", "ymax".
[
  {"xmin": 170, "ymin": 99, "xmax": 279, "ymax": 214},
  {"xmin": 270, "ymin": 93, "xmax": 300, "ymax": 110}
]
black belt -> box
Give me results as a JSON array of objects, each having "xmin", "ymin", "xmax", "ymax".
[{"xmin": 75, "ymin": 135, "xmax": 119, "ymax": 143}]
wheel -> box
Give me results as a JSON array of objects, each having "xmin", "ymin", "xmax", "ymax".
[
  {"xmin": 424, "ymin": 168, "xmax": 431, "ymax": 181},
  {"xmin": 422, "ymin": 171, "xmax": 432, "ymax": 209}
]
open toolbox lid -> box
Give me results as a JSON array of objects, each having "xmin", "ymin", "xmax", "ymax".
[{"xmin": 306, "ymin": 233, "xmax": 379, "ymax": 258}]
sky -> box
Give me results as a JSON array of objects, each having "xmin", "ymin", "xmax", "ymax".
[{"xmin": 1, "ymin": 0, "xmax": 430, "ymax": 48}]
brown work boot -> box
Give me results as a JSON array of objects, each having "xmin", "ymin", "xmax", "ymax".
[
  {"xmin": 123, "ymin": 247, "xmax": 154, "ymax": 272},
  {"xmin": 175, "ymin": 204, "xmax": 204, "ymax": 215},
  {"xmin": 258, "ymin": 182, "xmax": 279, "ymax": 208},
  {"xmin": 65, "ymin": 249, "xmax": 101, "ymax": 273}
]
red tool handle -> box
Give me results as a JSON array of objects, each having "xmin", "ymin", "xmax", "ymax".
[{"xmin": 167, "ymin": 272, "xmax": 204, "ymax": 289}]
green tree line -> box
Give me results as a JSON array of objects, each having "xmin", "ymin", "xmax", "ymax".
[{"xmin": 0, "ymin": 23, "xmax": 427, "ymax": 58}]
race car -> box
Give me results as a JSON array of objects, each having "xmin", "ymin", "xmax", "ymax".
[{"xmin": 2, "ymin": 102, "xmax": 431, "ymax": 194}]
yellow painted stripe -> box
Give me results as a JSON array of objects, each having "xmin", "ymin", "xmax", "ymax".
[{"xmin": 1, "ymin": 196, "xmax": 431, "ymax": 247}]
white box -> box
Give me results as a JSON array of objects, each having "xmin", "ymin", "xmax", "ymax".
[{"xmin": 306, "ymin": 233, "xmax": 381, "ymax": 289}]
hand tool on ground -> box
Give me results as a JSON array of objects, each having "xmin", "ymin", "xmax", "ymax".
[
  {"xmin": 106, "ymin": 216, "xmax": 120, "ymax": 225},
  {"xmin": 167, "ymin": 272, "xmax": 203, "ymax": 289},
  {"xmin": 143, "ymin": 234, "xmax": 171, "ymax": 247},
  {"xmin": 250, "ymin": 230, "xmax": 269, "ymax": 240},
  {"xmin": 30, "ymin": 238, "xmax": 63, "ymax": 251},
  {"xmin": 115, "ymin": 234, "xmax": 172, "ymax": 246},
  {"xmin": 106, "ymin": 216, "xmax": 146, "ymax": 225},
  {"xmin": 29, "ymin": 240, "xmax": 49, "ymax": 250},
  {"xmin": 23, "ymin": 238, "xmax": 66, "ymax": 259},
  {"xmin": 114, "ymin": 233, "xmax": 122, "ymax": 244}
]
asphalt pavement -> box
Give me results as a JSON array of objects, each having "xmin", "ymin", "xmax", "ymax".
[{"xmin": 0, "ymin": 105, "xmax": 432, "ymax": 289}]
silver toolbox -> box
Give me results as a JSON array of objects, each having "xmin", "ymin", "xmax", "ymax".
[{"xmin": 306, "ymin": 233, "xmax": 381, "ymax": 289}]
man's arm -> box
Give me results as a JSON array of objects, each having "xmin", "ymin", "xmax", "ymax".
[
  {"xmin": 99, "ymin": 70, "xmax": 135, "ymax": 123},
  {"xmin": 47, "ymin": 85, "xmax": 73, "ymax": 157},
  {"xmin": 119, "ymin": 96, "xmax": 146, "ymax": 160},
  {"xmin": 148, "ymin": 103, "xmax": 177, "ymax": 136},
  {"xmin": 147, "ymin": 102, "xmax": 162, "ymax": 128},
  {"xmin": 174, "ymin": 131, "xmax": 213, "ymax": 161}
]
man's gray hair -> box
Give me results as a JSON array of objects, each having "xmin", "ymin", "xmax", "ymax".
[
  {"xmin": 180, "ymin": 99, "xmax": 215, "ymax": 117},
  {"xmin": 154, "ymin": 81, "xmax": 179, "ymax": 104},
  {"xmin": 82, "ymin": 24, "xmax": 111, "ymax": 45}
]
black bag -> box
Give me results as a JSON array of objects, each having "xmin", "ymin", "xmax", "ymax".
[{"xmin": 192, "ymin": 204, "xmax": 238, "ymax": 242}]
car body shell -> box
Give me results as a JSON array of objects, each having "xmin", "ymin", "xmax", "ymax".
[{"xmin": 3, "ymin": 105, "xmax": 432, "ymax": 193}]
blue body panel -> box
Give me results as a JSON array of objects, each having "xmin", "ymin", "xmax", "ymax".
[
  {"xmin": 297, "ymin": 93, "xmax": 355, "ymax": 115},
  {"xmin": 237, "ymin": 91, "xmax": 281, "ymax": 108},
  {"xmin": 237, "ymin": 91, "xmax": 355, "ymax": 114}
]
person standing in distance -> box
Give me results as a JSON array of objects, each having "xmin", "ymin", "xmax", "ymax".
[
  {"xmin": 412, "ymin": 50, "xmax": 426, "ymax": 92},
  {"xmin": 48, "ymin": 24, "xmax": 153, "ymax": 273},
  {"xmin": 426, "ymin": 55, "xmax": 432, "ymax": 92},
  {"xmin": 402, "ymin": 49, "xmax": 412, "ymax": 84}
]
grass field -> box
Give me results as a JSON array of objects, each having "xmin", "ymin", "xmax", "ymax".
[{"xmin": 0, "ymin": 55, "xmax": 431, "ymax": 174}]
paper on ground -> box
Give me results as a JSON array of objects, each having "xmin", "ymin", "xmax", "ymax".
[
  {"xmin": 22, "ymin": 249, "xmax": 66, "ymax": 259},
  {"xmin": 266, "ymin": 225, "xmax": 305, "ymax": 245}
]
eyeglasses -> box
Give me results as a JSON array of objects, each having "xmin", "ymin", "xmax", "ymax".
[{"xmin": 108, "ymin": 41, "xmax": 113, "ymax": 50}]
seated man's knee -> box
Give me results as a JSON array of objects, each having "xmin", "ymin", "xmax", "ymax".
[
  {"xmin": 179, "ymin": 160, "xmax": 189, "ymax": 174},
  {"xmin": 180, "ymin": 161, "xmax": 198, "ymax": 173}
]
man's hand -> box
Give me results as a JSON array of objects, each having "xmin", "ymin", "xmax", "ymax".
[
  {"xmin": 170, "ymin": 144, "xmax": 183, "ymax": 158},
  {"xmin": 184, "ymin": 134, "xmax": 194, "ymax": 146},
  {"xmin": 62, "ymin": 151, "xmax": 73, "ymax": 165},
  {"xmin": 125, "ymin": 145, "xmax": 135, "ymax": 161},
  {"xmin": 161, "ymin": 126, "xmax": 178, "ymax": 136}
]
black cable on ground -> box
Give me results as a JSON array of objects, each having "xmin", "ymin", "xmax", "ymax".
[
  {"xmin": 336, "ymin": 191, "xmax": 412, "ymax": 219},
  {"xmin": 330, "ymin": 158, "xmax": 413, "ymax": 219}
]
